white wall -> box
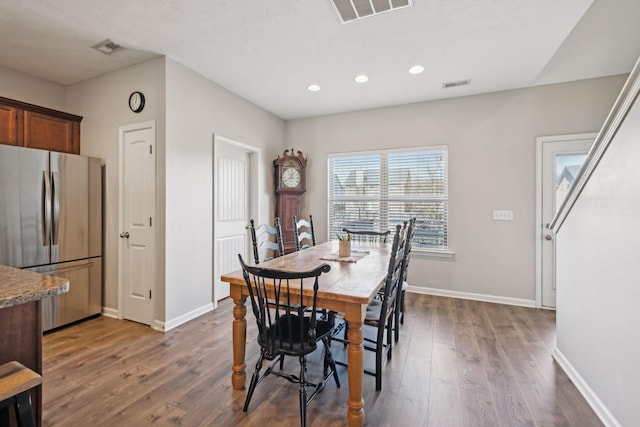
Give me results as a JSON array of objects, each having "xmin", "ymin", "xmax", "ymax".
[
  {"xmin": 286, "ymin": 75, "xmax": 626, "ymax": 303},
  {"xmin": 555, "ymin": 86, "xmax": 640, "ymax": 426},
  {"xmin": 0, "ymin": 65, "xmax": 66, "ymax": 110},
  {"xmin": 164, "ymin": 58, "xmax": 284, "ymax": 324}
]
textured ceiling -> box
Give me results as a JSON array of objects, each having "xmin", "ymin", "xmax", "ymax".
[{"xmin": 0, "ymin": 0, "xmax": 639, "ymax": 119}]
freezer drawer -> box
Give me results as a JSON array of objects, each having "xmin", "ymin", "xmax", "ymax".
[{"xmin": 28, "ymin": 257, "xmax": 102, "ymax": 331}]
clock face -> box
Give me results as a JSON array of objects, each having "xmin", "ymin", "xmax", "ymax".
[
  {"xmin": 128, "ymin": 91, "xmax": 145, "ymax": 113},
  {"xmin": 282, "ymin": 168, "xmax": 301, "ymax": 188}
]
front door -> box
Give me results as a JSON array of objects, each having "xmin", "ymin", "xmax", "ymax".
[
  {"xmin": 119, "ymin": 121, "xmax": 156, "ymax": 325},
  {"xmin": 537, "ymin": 133, "xmax": 595, "ymax": 308},
  {"xmin": 213, "ymin": 138, "xmax": 252, "ymax": 302}
]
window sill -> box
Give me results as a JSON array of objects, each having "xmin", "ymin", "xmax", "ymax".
[{"xmin": 413, "ymin": 248, "xmax": 455, "ymax": 259}]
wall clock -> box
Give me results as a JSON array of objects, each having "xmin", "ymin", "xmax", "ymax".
[
  {"xmin": 128, "ymin": 91, "xmax": 145, "ymax": 113},
  {"xmin": 274, "ymin": 149, "xmax": 307, "ymax": 253}
]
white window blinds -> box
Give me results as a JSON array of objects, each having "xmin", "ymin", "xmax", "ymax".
[{"xmin": 328, "ymin": 147, "xmax": 448, "ymax": 249}]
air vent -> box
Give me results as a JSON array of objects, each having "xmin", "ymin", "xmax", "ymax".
[
  {"xmin": 330, "ymin": 0, "xmax": 413, "ymax": 24},
  {"xmin": 442, "ymin": 79, "xmax": 471, "ymax": 89},
  {"xmin": 92, "ymin": 39, "xmax": 124, "ymax": 55}
]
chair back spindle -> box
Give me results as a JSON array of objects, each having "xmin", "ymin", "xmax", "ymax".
[
  {"xmin": 293, "ymin": 215, "xmax": 316, "ymax": 251},
  {"xmin": 249, "ymin": 218, "xmax": 285, "ymax": 264}
]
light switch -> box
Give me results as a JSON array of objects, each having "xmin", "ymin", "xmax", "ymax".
[{"xmin": 493, "ymin": 210, "xmax": 514, "ymax": 221}]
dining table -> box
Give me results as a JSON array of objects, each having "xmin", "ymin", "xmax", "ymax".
[{"xmin": 220, "ymin": 239, "xmax": 391, "ymax": 427}]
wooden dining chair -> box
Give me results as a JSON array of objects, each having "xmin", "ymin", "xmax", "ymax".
[
  {"xmin": 238, "ymin": 255, "xmax": 340, "ymax": 427},
  {"xmin": 292, "ymin": 215, "xmax": 316, "ymax": 251},
  {"xmin": 333, "ymin": 224, "xmax": 406, "ymax": 390},
  {"xmin": 248, "ymin": 218, "xmax": 285, "ymax": 264},
  {"xmin": 395, "ymin": 217, "xmax": 416, "ymax": 342}
]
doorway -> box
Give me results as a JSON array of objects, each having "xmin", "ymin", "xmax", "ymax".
[
  {"xmin": 118, "ymin": 121, "xmax": 156, "ymax": 325},
  {"xmin": 535, "ymin": 133, "xmax": 596, "ymax": 308},
  {"xmin": 213, "ymin": 136, "xmax": 259, "ymax": 303}
]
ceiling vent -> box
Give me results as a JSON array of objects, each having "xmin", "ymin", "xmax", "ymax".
[
  {"xmin": 92, "ymin": 39, "xmax": 124, "ymax": 55},
  {"xmin": 442, "ymin": 79, "xmax": 471, "ymax": 89},
  {"xmin": 330, "ymin": 0, "xmax": 413, "ymax": 24}
]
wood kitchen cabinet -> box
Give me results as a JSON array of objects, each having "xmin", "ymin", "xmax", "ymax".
[{"xmin": 0, "ymin": 96, "xmax": 82, "ymax": 154}]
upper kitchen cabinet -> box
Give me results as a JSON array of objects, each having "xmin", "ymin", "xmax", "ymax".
[
  {"xmin": 0, "ymin": 103, "xmax": 20, "ymax": 146},
  {"xmin": 0, "ymin": 96, "xmax": 82, "ymax": 154}
]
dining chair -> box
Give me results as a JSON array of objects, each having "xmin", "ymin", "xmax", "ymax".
[
  {"xmin": 249, "ymin": 218, "xmax": 285, "ymax": 264},
  {"xmin": 238, "ymin": 255, "xmax": 340, "ymax": 427},
  {"xmin": 342, "ymin": 227, "xmax": 390, "ymax": 245},
  {"xmin": 395, "ymin": 217, "xmax": 416, "ymax": 343},
  {"xmin": 333, "ymin": 223, "xmax": 406, "ymax": 390},
  {"xmin": 292, "ymin": 215, "xmax": 316, "ymax": 251}
]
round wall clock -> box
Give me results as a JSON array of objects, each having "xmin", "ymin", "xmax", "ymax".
[{"xmin": 128, "ymin": 91, "xmax": 145, "ymax": 113}]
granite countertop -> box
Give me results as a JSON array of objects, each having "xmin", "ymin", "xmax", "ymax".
[{"xmin": 0, "ymin": 265, "xmax": 69, "ymax": 309}]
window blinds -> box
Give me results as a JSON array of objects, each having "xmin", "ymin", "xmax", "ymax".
[{"xmin": 328, "ymin": 147, "xmax": 448, "ymax": 249}]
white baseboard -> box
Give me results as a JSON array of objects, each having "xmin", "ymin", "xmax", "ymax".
[
  {"xmin": 552, "ymin": 348, "xmax": 621, "ymax": 427},
  {"xmin": 407, "ymin": 286, "xmax": 536, "ymax": 308},
  {"xmin": 101, "ymin": 307, "xmax": 119, "ymax": 319},
  {"xmin": 161, "ymin": 303, "xmax": 215, "ymax": 332}
]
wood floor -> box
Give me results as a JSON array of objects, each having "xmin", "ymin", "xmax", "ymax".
[{"xmin": 41, "ymin": 294, "xmax": 603, "ymax": 426}]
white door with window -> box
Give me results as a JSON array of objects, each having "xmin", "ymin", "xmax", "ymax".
[
  {"xmin": 537, "ymin": 133, "xmax": 595, "ymax": 308},
  {"xmin": 119, "ymin": 121, "xmax": 156, "ymax": 325},
  {"xmin": 213, "ymin": 138, "xmax": 254, "ymax": 302}
]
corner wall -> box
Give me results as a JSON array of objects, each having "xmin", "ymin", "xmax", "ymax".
[
  {"xmin": 286, "ymin": 75, "xmax": 626, "ymax": 303},
  {"xmin": 164, "ymin": 58, "xmax": 284, "ymax": 325}
]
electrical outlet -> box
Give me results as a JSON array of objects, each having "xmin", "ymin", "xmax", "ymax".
[{"xmin": 493, "ymin": 210, "xmax": 514, "ymax": 221}]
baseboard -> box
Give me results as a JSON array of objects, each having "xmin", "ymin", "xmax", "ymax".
[
  {"xmin": 101, "ymin": 307, "xmax": 119, "ymax": 319},
  {"xmin": 552, "ymin": 348, "xmax": 621, "ymax": 427},
  {"xmin": 407, "ymin": 286, "xmax": 536, "ymax": 308},
  {"xmin": 161, "ymin": 303, "xmax": 215, "ymax": 332}
]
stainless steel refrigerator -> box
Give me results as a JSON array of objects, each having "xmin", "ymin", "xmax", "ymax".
[{"xmin": 0, "ymin": 144, "xmax": 102, "ymax": 331}]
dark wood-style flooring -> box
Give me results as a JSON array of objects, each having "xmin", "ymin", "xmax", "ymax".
[{"xmin": 41, "ymin": 294, "xmax": 603, "ymax": 426}]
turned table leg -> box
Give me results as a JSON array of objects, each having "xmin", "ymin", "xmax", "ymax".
[
  {"xmin": 344, "ymin": 303, "xmax": 366, "ymax": 427},
  {"xmin": 231, "ymin": 286, "xmax": 247, "ymax": 390}
]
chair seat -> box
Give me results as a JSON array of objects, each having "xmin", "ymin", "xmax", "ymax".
[
  {"xmin": 259, "ymin": 315, "xmax": 334, "ymax": 356},
  {"xmin": 0, "ymin": 361, "xmax": 42, "ymax": 402}
]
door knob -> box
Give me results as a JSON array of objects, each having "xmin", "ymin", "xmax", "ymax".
[
  {"xmin": 544, "ymin": 234, "xmax": 553, "ymax": 241},
  {"xmin": 120, "ymin": 232, "xmax": 130, "ymax": 239}
]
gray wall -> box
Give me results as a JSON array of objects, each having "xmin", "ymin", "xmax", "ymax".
[
  {"xmin": 0, "ymin": 65, "xmax": 66, "ymax": 110},
  {"xmin": 65, "ymin": 57, "xmax": 167, "ymax": 319},
  {"xmin": 286, "ymin": 75, "xmax": 626, "ymax": 304},
  {"xmin": 556, "ymin": 81, "xmax": 640, "ymax": 426}
]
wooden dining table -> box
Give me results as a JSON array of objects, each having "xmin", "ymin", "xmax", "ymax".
[{"xmin": 220, "ymin": 240, "xmax": 391, "ymax": 427}]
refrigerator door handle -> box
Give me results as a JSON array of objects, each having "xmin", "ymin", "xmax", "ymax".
[
  {"xmin": 43, "ymin": 170, "xmax": 51, "ymax": 246},
  {"xmin": 52, "ymin": 171, "xmax": 60, "ymax": 245}
]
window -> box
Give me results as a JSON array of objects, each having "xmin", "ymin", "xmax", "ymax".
[{"xmin": 328, "ymin": 146, "xmax": 448, "ymax": 250}]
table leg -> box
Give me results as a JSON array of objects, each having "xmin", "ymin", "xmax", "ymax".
[
  {"xmin": 231, "ymin": 285, "xmax": 247, "ymax": 390},
  {"xmin": 344, "ymin": 304, "xmax": 366, "ymax": 427}
]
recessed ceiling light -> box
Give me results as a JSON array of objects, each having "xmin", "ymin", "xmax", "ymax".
[
  {"xmin": 409, "ymin": 65, "xmax": 424, "ymax": 74},
  {"xmin": 354, "ymin": 74, "xmax": 369, "ymax": 83},
  {"xmin": 307, "ymin": 84, "xmax": 321, "ymax": 92}
]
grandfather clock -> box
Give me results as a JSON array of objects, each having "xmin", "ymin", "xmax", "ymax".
[{"xmin": 274, "ymin": 149, "xmax": 307, "ymax": 254}]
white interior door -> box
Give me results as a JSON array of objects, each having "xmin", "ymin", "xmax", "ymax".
[
  {"xmin": 213, "ymin": 138, "xmax": 252, "ymax": 302},
  {"xmin": 119, "ymin": 121, "xmax": 156, "ymax": 325},
  {"xmin": 537, "ymin": 133, "xmax": 595, "ymax": 308}
]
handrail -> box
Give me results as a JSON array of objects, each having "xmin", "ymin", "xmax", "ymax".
[{"xmin": 549, "ymin": 55, "xmax": 640, "ymax": 233}]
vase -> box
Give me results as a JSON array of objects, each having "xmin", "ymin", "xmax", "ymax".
[{"xmin": 339, "ymin": 240, "xmax": 352, "ymax": 257}]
